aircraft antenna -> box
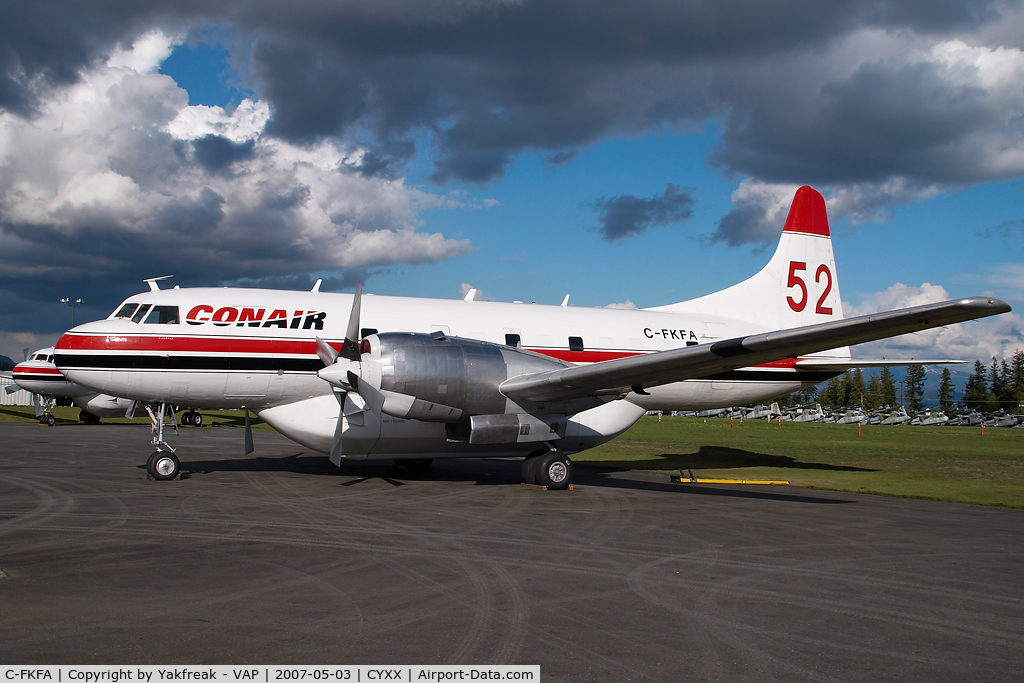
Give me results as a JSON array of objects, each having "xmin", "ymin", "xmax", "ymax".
[{"xmin": 143, "ymin": 275, "xmax": 174, "ymax": 291}]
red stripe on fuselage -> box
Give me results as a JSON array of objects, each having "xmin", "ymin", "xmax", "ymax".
[
  {"xmin": 57, "ymin": 333, "xmax": 802, "ymax": 370},
  {"xmin": 12, "ymin": 365, "xmax": 64, "ymax": 376}
]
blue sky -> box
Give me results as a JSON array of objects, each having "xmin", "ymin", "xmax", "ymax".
[{"xmin": 1, "ymin": 1, "xmax": 1023, "ymax": 367}]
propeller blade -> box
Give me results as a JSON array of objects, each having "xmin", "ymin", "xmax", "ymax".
[
  {"xmin": 348, "ymin": 370, "xmax": 385, "ymax": 415},
  {"xmin": 244, "ymin": 408, "xmax": 255, "ymax": 455},
  {"xmin": 33, "ymin": 394, "xmax": 42, "ymax": 417},
  {"xmin": 4, "ymin": 384, "xmax": 19, "ymax": 395},
  {"xmin": 315, "ymin": 336, "xmax": 338, "ymax": 367},
  {"xmin": 339, "ymin": 281, "xmax": 363, "ymax": 361},
  {"xmin": 329, "ymin": 392, "xmax": 346, "ymax": 466},
  {"xmin": 125, "ymin": 400, "xmax": 138, "ymax": 419}
]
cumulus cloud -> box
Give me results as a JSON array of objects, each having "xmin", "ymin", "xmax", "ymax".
[
  {"xmin": 0, "ymin": 30, "xmax": 471, "ymax": 334},
  {"xmin": 592, "ymin": 184, "xmax": 695, "ymax": 241},
  {"xmin": 603, "ymin": 300, "xmax": 637, "ymax": 309},
  {"xmin": 711, "ymin": 178, "xmax": 946, "ymax": 247},
  {"xmin": 847, "ymin": 282, "xmax": 1024, "ymax": 362}
]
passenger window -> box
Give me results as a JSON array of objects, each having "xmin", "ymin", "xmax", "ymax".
[
  {"xmin": 361, "ymin": 328, "xmax": 378, "ymax": 339},
  {"xmin": 505, "ymin": 333, "xmax": 521, "ymax": 347},
  {"xmin": 144, "ymin": 305, "xmax": 180, "ymax": 324},
  {"xmin": 131, "ymin": 304, "xmax": 152, "ymax": 323},
  {"xmin": 114, "ymin": 303, "xmax": 139, "ymax": 319},
  {"xmin": 568, "ymin": 336, "xmax": 584, "ymax": 352}
]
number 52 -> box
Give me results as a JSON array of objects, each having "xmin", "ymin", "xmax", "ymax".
[{"xmin": 786, "ymin": 261, "xmax": 833, "ymax": 314}]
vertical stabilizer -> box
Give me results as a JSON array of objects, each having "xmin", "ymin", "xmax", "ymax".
[{"xmin": 649, "ymin": 186, "xmax": 845, "ymax": 333}]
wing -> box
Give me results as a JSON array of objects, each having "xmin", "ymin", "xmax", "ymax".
[{"xmin": 499, "ymin": 297, "xmax": 1010, "ymax": 403}]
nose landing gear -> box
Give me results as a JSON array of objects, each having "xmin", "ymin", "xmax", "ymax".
[{"xmin": 143, "ymin": 402, "xmax": 180, "ymax": 480}]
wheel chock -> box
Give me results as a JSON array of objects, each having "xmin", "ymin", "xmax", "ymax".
[{"xmin": 520, "ymin": 483, "xmax": 574, "ymax": 491}]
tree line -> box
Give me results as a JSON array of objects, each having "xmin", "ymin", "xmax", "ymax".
[{"xmin": 810, "ymin": 349, "xmax": 1024, "ymax": 413}]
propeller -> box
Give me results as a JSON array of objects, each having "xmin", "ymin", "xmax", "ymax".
[
  {"xmin": 244, "ymin": 408, "xmax": 255, "ymax": 455},
  {"xmin": 318, "ymin": 282, "xmax": 375, "ymax": 464}
]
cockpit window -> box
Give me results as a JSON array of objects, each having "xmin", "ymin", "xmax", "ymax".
[
  {"xmin": 33, "ymin": 353, "xmax": 46, "ymax": 361},
  {"xmin": 46, "ymin": 355, "xmax": 54, "ymax": 363},
  {"xmin": 144, "ymin": 305, "xmax": 179, "ymax": 324},
  {"xmin": 131, "ymin": 304, "xmax": 152, "ymax": 323},
  {"xmin": 114, "ymin": 303, "xmax": 139, "ymax": 319}
]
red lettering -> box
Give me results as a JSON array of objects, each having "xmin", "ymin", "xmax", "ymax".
[
  {"xmin": 212, "ymin": 307, "xmax": 239, "ymax": 326},
  {"xmin": 186, "ymin": 304, "xmax": 213, "ymax": 325},
  {"xmin": 239, "ymin": 308, "xmax": 266, "ymax": 327},
  {"xmin": 786, "ymin": 261, "xmax": 807, "ymax": 312},
  {"xmin": 815, "ymin": 264, "xmax": 833, "ymax": 314}
]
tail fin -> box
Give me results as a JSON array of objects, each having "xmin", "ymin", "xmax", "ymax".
[{"xmin": 649, "ymin": 186, "xmax": 844, "ymax": 331}]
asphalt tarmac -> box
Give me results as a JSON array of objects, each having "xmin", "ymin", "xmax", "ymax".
[{"xmin": 1, "ymin": 422, "xmax": 1022, "ymax": 681}]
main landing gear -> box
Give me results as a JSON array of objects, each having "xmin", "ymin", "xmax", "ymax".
[
  {"xmin": 179, "ymin": 410, "xmax": 203, "ymax": 427},
  {"xmin": 521, "ymin": 450, "xmax": 574, "ymax": 490},
  {"xmin": 143, "ymin": 402, "xmax": 180, "ymax": 480},
  {"xmin": 78, "ymin": 410, "xmax": 100, "ymax": 424}
]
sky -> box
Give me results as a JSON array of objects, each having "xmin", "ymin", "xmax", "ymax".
[{"xmin": 1, "ymin": 0, "xmax": 1023, "ymax": 372}]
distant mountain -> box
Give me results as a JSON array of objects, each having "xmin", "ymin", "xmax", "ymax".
[{"xmin": 0, "ymin": 355, "xmax": 14, "ymax": 370}]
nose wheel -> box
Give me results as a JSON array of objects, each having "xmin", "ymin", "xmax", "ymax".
[
  {"xmin": 143, "ymin": 402, "xmax": 180, "ymax": 481},
  {"xmin": 147, "ymin": 451, "xmax": 180, "ymax": 480}
]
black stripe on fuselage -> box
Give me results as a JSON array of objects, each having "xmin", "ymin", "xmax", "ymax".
[
  {"xmin": 55, "ymin": 354, "xmax": 322, "ymax": 373},
  {"xmin": 12, "ymin": 374, "xmax": 66, "ymax": 382},
  {"xmin": 55, "ymin": 353, "xmax": 841, "ymax": 383}
]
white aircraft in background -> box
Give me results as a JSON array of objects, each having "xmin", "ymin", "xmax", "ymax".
[
  {"xmin": 54, "ymin": 186, "xmax": 1010, "ymax": 487},
  {"xmin": 8, "ymin": 347, "xmax": 135, "ymax": 426}
]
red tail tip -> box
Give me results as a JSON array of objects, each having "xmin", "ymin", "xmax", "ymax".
[{"xmin": 782, "ymin": 186, "xmax": 829, "ymax": 237}]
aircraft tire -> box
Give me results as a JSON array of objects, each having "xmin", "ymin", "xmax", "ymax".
[
  {"xmin": 521, "ymin": 452, "xmax": 544, "ymax": 486},
  {"xmin": 405, "ymin": 458, "xmax": 432, "ymax": 470},
  {"xmin": 45, "ymin": 414, "xmax": 56, "ymax": 427},
  {"xmin": 534, "ymin": 452, "xmax": 573, "ymax": 490},
  {"xmin": 191, "ymin": 413, "xmax": 202, "ymax": 427},
  {"xmin": 148, "ymin": 452, "xmax": 179, "ymax": 481},
  {"xmin": 180, "ymin": 412, "xmax": 194, "ymax": 426}
]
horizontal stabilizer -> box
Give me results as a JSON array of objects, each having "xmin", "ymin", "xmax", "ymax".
[{"xmin": 500, "ymin": 297, "xmax": 1010, "ymax": 403}]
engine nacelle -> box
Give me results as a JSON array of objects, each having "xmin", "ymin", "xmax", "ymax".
[{"xmin": 362, "ymin": 332, "xmax": 571, "ymax": 417}]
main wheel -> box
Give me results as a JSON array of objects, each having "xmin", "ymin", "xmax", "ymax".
[
  {"xmin": 534, "ymin": 452, "xmax": 573, "ymax": 490},
  {"xmin": 180, "ymin": 411, "xmax": 193, "ymax": 426},
  {"xmin": 191, "ymin": 412, "xmax": 203, "ymax": 427},
  {"xmin": 147, "ymin": 451, "xmax": 180, "ymax": 481},
  {"xmin": 521, "ymin": 452, "xmax": 545, "ymax": 485},
  {"xmin": 406, "ymin": 458, "xmax": 433, "ymax": 470},
  {"xmin": 45, "ymin": 414, "xmax": 56, "ymax": 427}
]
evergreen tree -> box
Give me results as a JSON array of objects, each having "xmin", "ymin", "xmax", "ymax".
[
  {"xmin": 963, "ymin": 360, "xmax": 990, "ymax": 410},
  {"xmin": 879, "ymin": 367, "xmax": 897, "ymax": 407},
  {"xmin": 820, "ymin": 376, "xmax": 842, "ymax": 408},
  {"xmin": 990, "ymin": 357, "xmax": 1004, "ymax": 404},
  {"xmin": 937, "ymin": 367, "xmax": 954, "ymax": 412},
  {"xmin": 848, "ymin": 369, "xmax": 866, "ymax": 407},
  {"xmin": 865, "ymin": 372, "xmax": 882, "ymax": 409},
  {"xmin": 904, "ymin": 364, "xmax": 927, "ymax": 411}
]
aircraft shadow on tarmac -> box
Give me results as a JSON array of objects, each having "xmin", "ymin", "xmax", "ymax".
[
  {"xmin": 143, "ymin": 450, "xmax": 852, "ymax": 505},
  {"xmin": 583, "ymin": 445, "xmax": 876, "ymax": 473}
]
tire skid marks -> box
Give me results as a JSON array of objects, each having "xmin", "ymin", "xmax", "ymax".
[{"xmin": 0, "ymin": 474, "xmax": 77, "ymax": 534}]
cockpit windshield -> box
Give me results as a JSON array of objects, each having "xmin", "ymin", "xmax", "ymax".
[
  {"xmin": 113, "ymin": 302, "xmax": 139, "ymax": 319},
  {"xmin": 131, "ymin": 304, "xmax": 152, "ymax": 323}
]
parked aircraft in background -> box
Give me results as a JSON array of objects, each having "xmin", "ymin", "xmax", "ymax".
[
  {"xmin": 54, "ymin": 187, "xmax": 1011, "ymax": 487},
  {"xmin": 8, "ymin": 347, "xmax": 135, "ymax": 425}
]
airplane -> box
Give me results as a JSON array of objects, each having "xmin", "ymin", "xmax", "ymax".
[
  {"xmin": 8, "ymin": 347, "xmax": 135, "ymax": 425},
  {"xmin": 53, "ymin": 186, "xmax": 1011, "ymax": 487}
]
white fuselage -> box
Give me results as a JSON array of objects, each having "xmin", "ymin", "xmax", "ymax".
[
  {"xmin": 56, "ymin": 288, "xmax": 842, "ymax": 458},
  {"xmin": 13, "ymin": 349, "xmax": 134, "ymax": 418}
]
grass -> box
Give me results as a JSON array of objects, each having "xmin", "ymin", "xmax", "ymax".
[
  {"xmin": 3, "ymin": 406, "xmax": 1023, "ymax": 508},
  {"xmin": 575, "ymin": 415, "xmax": 1024, "ymax": 509}
]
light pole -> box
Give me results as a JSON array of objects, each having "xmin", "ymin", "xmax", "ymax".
[{"xmin": 60, "ymin": 297, "xmax": 84, "ymax": 327}]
